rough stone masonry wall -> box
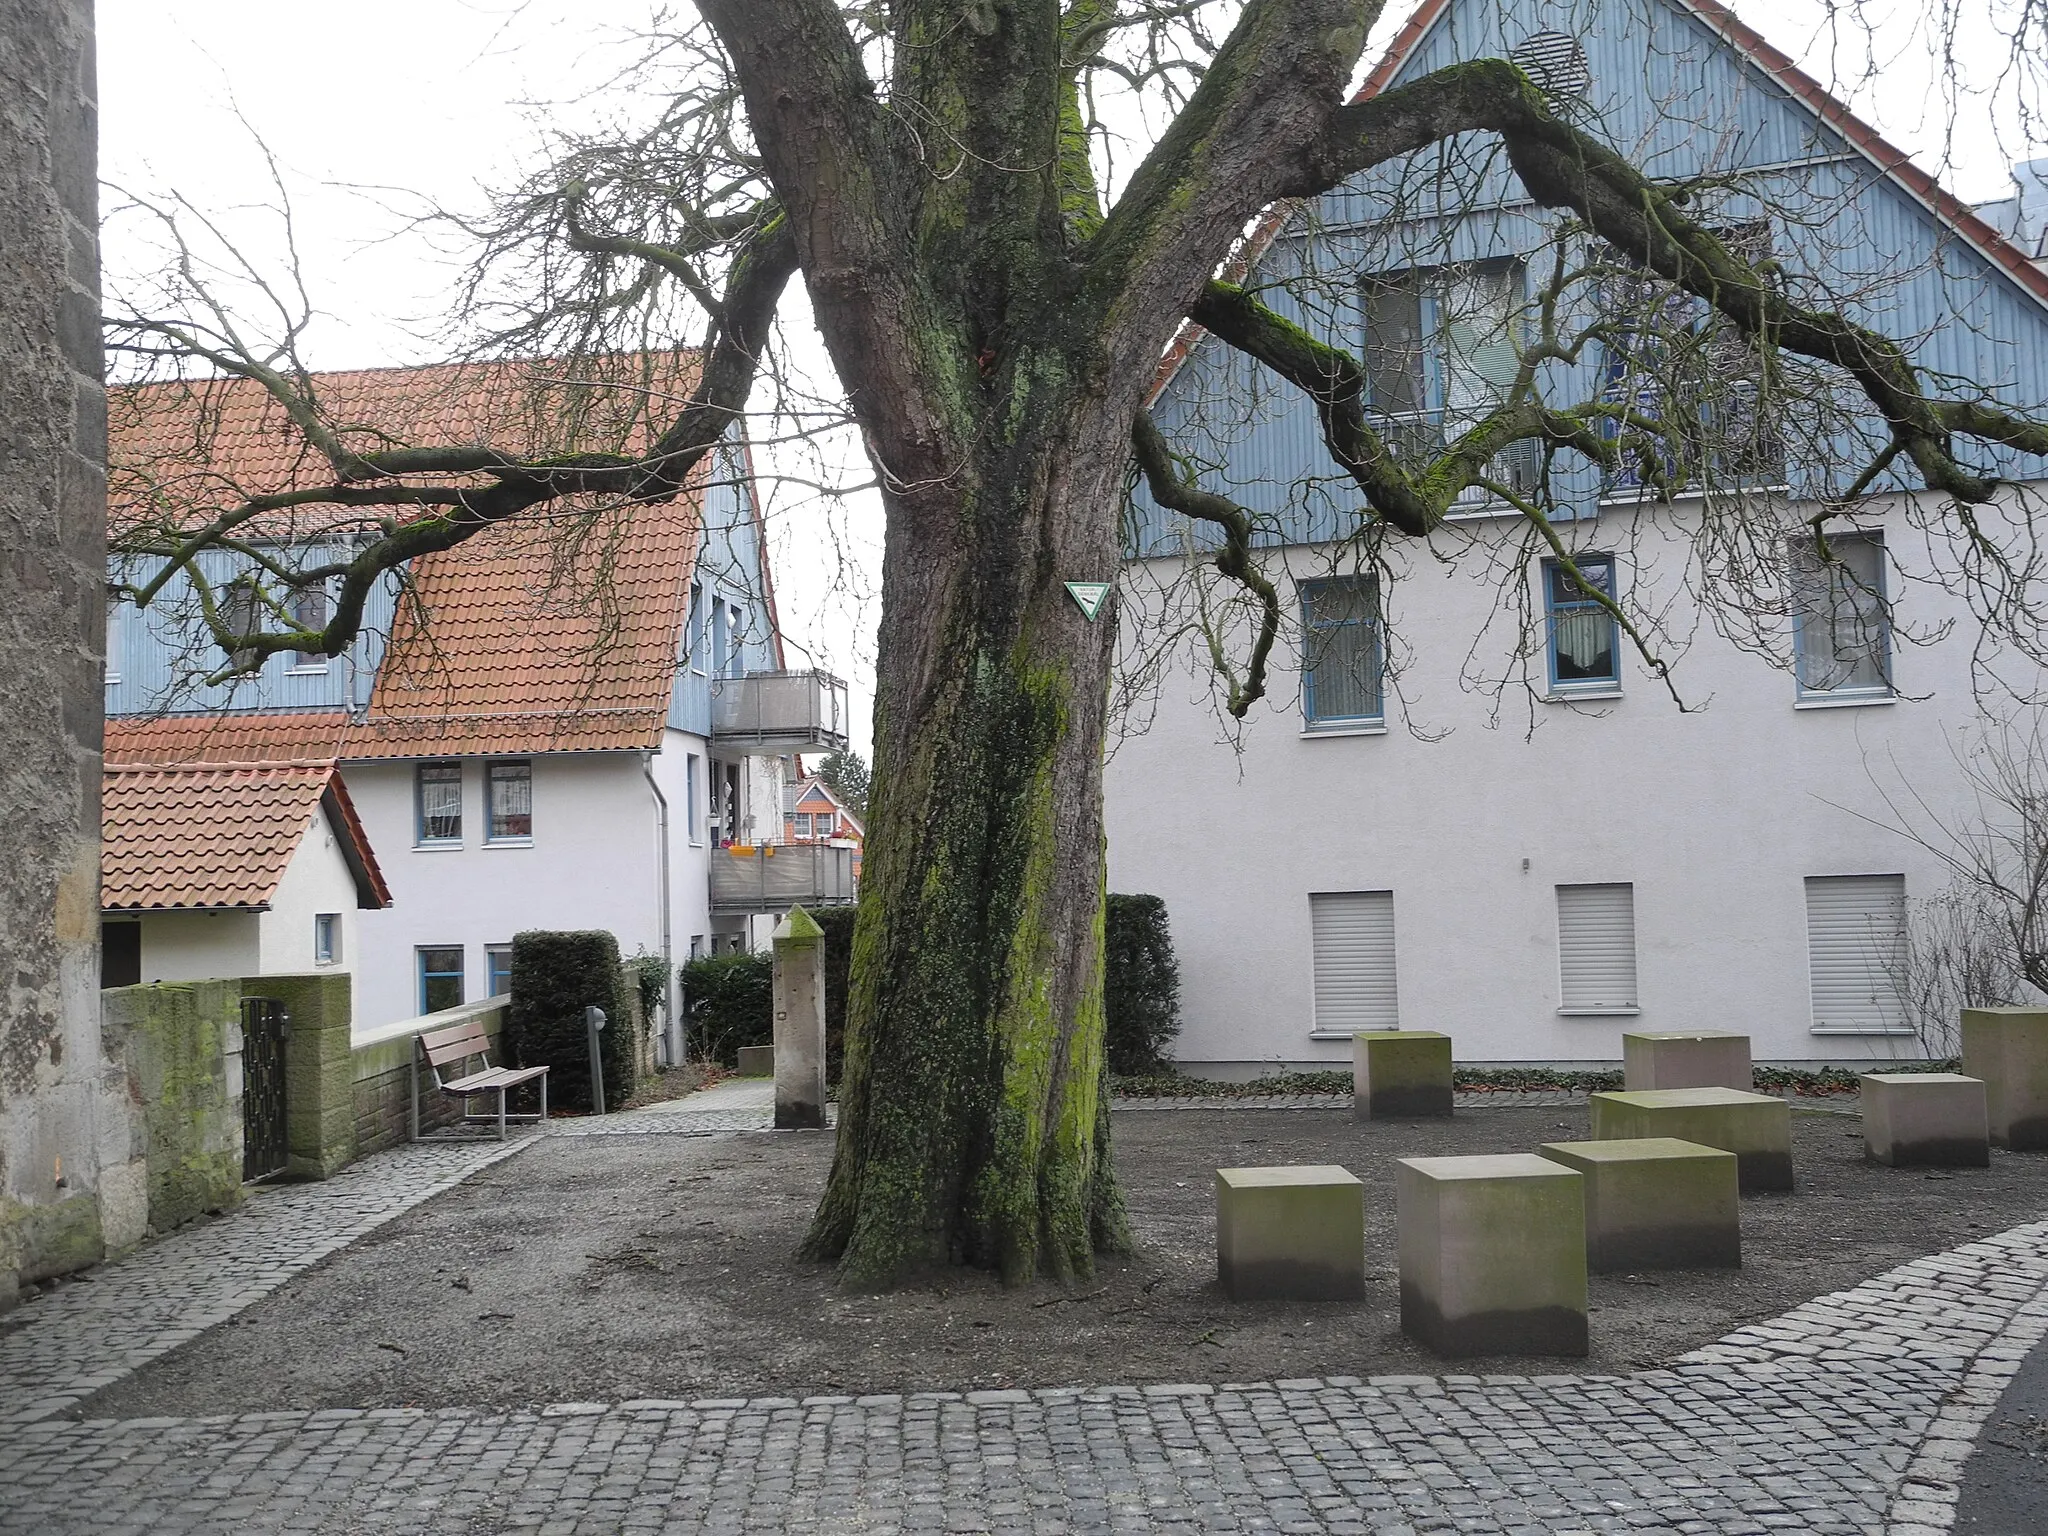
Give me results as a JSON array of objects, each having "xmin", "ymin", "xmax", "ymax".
[
  {"xmin": 0, "ymin": 0, "xmax": 140, "ymax": 1308},
  {"xmin": 100, "ymin": 982, "xmax": 246, "ymax": 1235}
]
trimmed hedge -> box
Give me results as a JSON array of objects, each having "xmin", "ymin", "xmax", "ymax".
[
  {"xmin": 681, "ymin": 951, "xmax": 773, "ymax": 1066},
  {"xmin": 506, "ymin": 930, "xmax": 635, "ymax": 1112},
  {"xmin": 811, "ymin": 905, "xmax": 856, "ymax": 1082},
  {"xmin": 1104, "ymin": 894, "xmax": 1182, "ymax": 1075}
]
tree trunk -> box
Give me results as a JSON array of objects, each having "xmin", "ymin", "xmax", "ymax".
[{"xmin": 800, "ymin": 384, "xmax": 1136, "ymax": 1287}]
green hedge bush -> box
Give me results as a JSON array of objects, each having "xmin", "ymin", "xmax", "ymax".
[
  {"xmin": 1104, "ymin": 893, "xmax": 1182, "ymax": 1075},
  {"xmin": 506, "ymin": 930, "xmax": 635, "ymax": 1112},
  {"xmin": 811, "ymin": 905, "xmax": 856, "ymax": 1082},
  {"xmin": 681, "ymin": 950, "xmax": 774, "ymax": 1066}
]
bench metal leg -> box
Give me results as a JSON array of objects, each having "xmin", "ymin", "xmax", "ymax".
[
  {"xmin": 539, "ymin": 1074, "xmax": 548, "ymax": 1125},
  {"xmin": 498, "ymin": 1087, "xmax": 508, "ymax": 1141},
  {"xmin": 409, "ymin": 1051, "xmax": 420, "ymax": 1142}
]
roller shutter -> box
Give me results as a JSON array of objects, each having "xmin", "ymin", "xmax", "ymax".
[
  {"xmin": 1310, "ymin": 891, "xmax": 1398, "ymax": 1034},
  {"xmin": 1805, "ymin": 874, "xmax": 1908, "ymax": 1033},
  {"xmin": 1557, "ymin": 883, "xmax": 1638, "ymax": 1011}
]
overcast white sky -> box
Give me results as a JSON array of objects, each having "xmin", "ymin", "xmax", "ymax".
[{"xmin": 96, "ymin": 1, "xmax": 2047, "ymax": 764}]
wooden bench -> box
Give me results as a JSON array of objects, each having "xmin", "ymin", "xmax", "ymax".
[{"xmin": 409, "ymin": 1016, "xmax": 549, "ymax": 1141}]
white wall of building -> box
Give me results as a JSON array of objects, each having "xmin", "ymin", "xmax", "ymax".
[
  {"xmin": 342, "ymin": 752, "xmax": 665, "ymax": 1030},
  {"xmin": 138, "ymin": 910, "xmax": 262, "ymax": 984},
  {"xmin": 1106, "ymin": 491, "xmax": 2027, "ymax": 1071},
  {"xmin": 256, "ymin": 809, "xmax": 363, "ymax": 974}
]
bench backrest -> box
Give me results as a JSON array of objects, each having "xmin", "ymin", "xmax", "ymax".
[{"xmin": 418, "ymin": 1020, "xmax": 495, "ymax": 1086}]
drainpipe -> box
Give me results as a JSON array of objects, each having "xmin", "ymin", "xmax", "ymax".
[{"xmin": 640, "ymin": 750, "xmax": 677, "ymax": 1066}]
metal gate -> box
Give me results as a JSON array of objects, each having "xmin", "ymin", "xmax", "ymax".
[{"xmin": 241, "ymin": 998, "xmax": 289, "ymax": 1181}]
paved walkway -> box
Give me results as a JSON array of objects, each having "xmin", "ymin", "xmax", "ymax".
[{"xmin": 0, "ymin": 1090, "xmax": 2035, "ymax": 1534}]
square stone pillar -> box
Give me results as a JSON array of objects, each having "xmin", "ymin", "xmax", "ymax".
[
  {"xmin": 1862, "ymin": 1073, "xmax": 1990, "ymax": 1167},
  {"xmin": 1538, "ymin": 1137, "xmax": 1740, "ymax": 1271},
  {"xmin": 1353, "ymin": 1031, "xmax": 1453, "ymax": 1119},
  {"xmin": 1588, "ymin": 1088, "xmax": 1793, "ymax": 1192},
  {"xmin": 1962, "ymin": 1008, "xmax": 2048, "ymax": 1150},
  {"xmin": 771, "ymin": 907, "xmax": 826, "ymax": 1130},
  {"xmin": 1214, "ymin": 1165, "xmax": 1366, "ymax": 1300},
  {"xmin": 1396, "ymin": 1154, "xmax": 1587, "ymax": 1357},
  {"xmin": 242, "ymin": 973, "xmax": 355, "ymax": 1179},
  {"xmin": 1622, "ymin": 1031, "xmax": 1752, "ymax": 1092}
]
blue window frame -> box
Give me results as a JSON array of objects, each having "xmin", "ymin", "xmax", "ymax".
[
  {"xmin": 1301, "ymin": 577, "xmax": 1383, "ymax": 728},
  {"xmin": 687, "ymin": 582, "xmax": 705, "ymax": 673},
  {"xmin": 486, "ymin": 945, "xmax": 514, "ymax": 1000},
  {"xmin": 1792, "ymin": 533, "xmax": 1890, "ymax": 698},
  {"xmin": 685, "ymin": 754, "xmax": 703, "ymax": 842},
  {"xmin": 485, "ymin": 759, "xmax": 532, "ymax": 842},
  {"xmin": 418, "ymin": 946, "xmax": 464, "ymax": 1014},
  {"xmin": 1543, "ymin": 555, "xmax": 1620, "ymax": 691},
  {"xmin": 416, "ymin": 761, "xmax": 462, "ymax": 844}
]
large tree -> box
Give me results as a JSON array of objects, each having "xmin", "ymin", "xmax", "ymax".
[{"xmin": 109, "ymin": 0, "xmax": 2048, "ymax": 1287}]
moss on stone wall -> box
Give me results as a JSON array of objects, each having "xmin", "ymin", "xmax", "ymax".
[{"xmin": 102, "ymin": 981, "xmax": 245, "ymax": 1233}]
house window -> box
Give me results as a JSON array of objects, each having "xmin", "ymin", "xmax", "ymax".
[
  {"xmin": 1309, "ymin": 891, "xmax": 1398, "ymax": 1036},
  {"xmin": 1301, "ymin": 577, "xmax": 1384, "ymax": 728},
  {"xmin": 794, "ymin": 812, "xmax": 813, "ymax": 838},
  {"xmin": 712, "ymin": 598, "xmax": 731, "ymax": 678},
  {"xmin": 687, "ymin": 582, "xmax": 706, "ymax": 674},
  {"xmin": 1792, "ymin": 533, "xmax": 1890, "ymax": 698},
  {"xmin": 1544, "ymin": 555, "xmax": 1619, "ymax": 691},
  {"xmin": 486, "ymin": 759, "xmax": 533, "ymax": 841},
  {"xmin": 1805, "ymin": 874, "xmax": 1909, "ymax": 1034},
  {"xmin": 1363, "ymin": 262, "xmax": 1533, "ymax": 502},
  {"xmin": 288, "ymin": 582, "xmax": 331, "ymax": 671},
  {"xmin": 1601, "ymin": 223, "xmax": 1784, "ymax": 490},
  {"xmin": 1556, "ymin": 883, "xmax": 1638, "ymax": 1013},
  {"xmin": 104, "ymin": 597, "xmax": 122, "ymax": 684},
  {"xmin": 222, "ymin": 579, "xmax": 261, "ymax": 669},
  {"xmin": 486, "ymin": 944, "xmax": 514, "ymax": 1000},
  {"xmin": 314, "ymin": 913, "xmax": 340, "ymax": 965},
  {"xmin": 416, "ymin": 761, "xmax": 463, "ymax": 844},
  {"xmin": 101, "ymin": 919, "xmax": 141, "ymax": 988},
  {"xmin": 689, "ymin": 934, "xmax": 705, "ymax": 960},
  {"xmin": 685, "ymin": 754, "xmax": 703, "ymax": 843},
  {"xmin": 419, "ymin": 946, "xmax": 465, "ymax": 1014}
]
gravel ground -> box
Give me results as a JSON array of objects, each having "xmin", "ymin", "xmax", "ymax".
[{"xmin": 79, "ymin": 1105, "xmax": 2048, "ymax": 1415}]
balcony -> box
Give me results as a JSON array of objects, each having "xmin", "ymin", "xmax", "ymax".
[
  {"xmin": 709, "ymin": 842, "xmax": 857, "ymax": 913},
  {"xmin": 709, "ymin": 669, "xmax": 851, "ymax": 754}
]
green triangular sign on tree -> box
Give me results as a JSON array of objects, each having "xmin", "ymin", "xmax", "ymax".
[{"xmin": 1065, "ymin": 581, "xmax": 1111, "ymax": 621}]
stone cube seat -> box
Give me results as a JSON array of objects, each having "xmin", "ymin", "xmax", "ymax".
[
  {"xmin": 736, "ymin": 1044, "xmax": 775, "ymax": 1078},
  {"xmin": 1588, "ymin": 1087, "xmax": 1793, "ymax": 1192},
  {"xmin": 1962, "ymin": 1008, "xmax": 2048, "ymax": 1150},
  {"xmin": 1353, "ymin": 1030, "xmax": 1453, "ymax": 1119},
  {"xmin": 1215, "ymin": 1165, "xmax": 1366, "ymax": 1301},
  {"xmin": 1537, "ymin": 1137, "xmax": 1741, "ymax": 1271},
  {"xmin": 1396, "ymin": 1154, "xmax": 1587, "ymax": 1357},
  {"xmin": 1862, "ymin": 1073, "xmax": 1990, "ymax": 1167},
  {"xmin": 1622, "ymin": 1030, "xmax": 1752, "ymax": 1092}
]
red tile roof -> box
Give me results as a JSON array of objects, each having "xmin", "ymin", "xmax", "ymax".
[
  {"xmin": 105, "ymin": 713, "xmax": 354, "ymax": 768},
  {"xmin": 1151, "ymin": 0, "xmax": 2048, "ymax": 402},
  {"xmin": 109, "ymin": 352, "xmax": 719, "ymax": 756},
  {"xmin": 102, "ymin": 760, "xmax": 389, "ymax": 911},
  {"xmin": 109, "ymin": 353, "xmax": 703, "ymax": 539}
]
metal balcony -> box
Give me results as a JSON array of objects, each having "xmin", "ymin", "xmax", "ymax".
[
  {"xmin": 709, "ymin": 669, "xmax": 851, "ymax": 754},
  {"xmin": 709, "ymin": 842, "xmax": 857, "ymax": 913}
]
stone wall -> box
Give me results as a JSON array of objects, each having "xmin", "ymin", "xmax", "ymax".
[
  {"xmin": 101, "ymin": 981, "xmax": 246, "ymax": 1233},
  {"xmin": 350, "ymin": 1008, "xmax": 508, "ymax": 1157},
  {"xmin": 0, "ymin": 0, "xmax": 137, "ymax": 1308},
  {"xmin": 241, "ymin": 974, "xmax": 355, "ymax": 1180}
]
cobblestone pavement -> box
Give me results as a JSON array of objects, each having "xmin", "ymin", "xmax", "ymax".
[
  {"xmin": 3, "ymin": 1222, "xmax": 2047, "ymax": 1533},
  {"xmin": 0, "ymin": 1135, "xmax": 534, "ymax": 1432},
  {"xmin": 1, "ymin": 1091, "xmax": 2033, "ymax": 1535}
]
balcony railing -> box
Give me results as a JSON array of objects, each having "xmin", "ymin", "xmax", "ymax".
[
  {"xmin": 709, "ymin": 842, "xmax": 858, "ymax": 913},
  {"xmin": 709, "ymin": 669, "xmax": 851, "ymax": 754}
]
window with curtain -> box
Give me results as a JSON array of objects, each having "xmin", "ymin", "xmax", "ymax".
[
  {"xmin": 416, "ymin": 761, "xmax": 463, "ymax": 843},
  {"xmin": 486, "ymin": 759, "xmax": 533, "ymax": 840},
  {"xmin": 288, "ymin": 582, "xmax": 331, "ymax": 670},
  {"xmin": 1363, "ymin": 263, "xmax": 1523, "ymax": 446},
  {"xmin": 1544, "ymin": 555, "xmax": 1619, "ymax": 690},
  {"xmin": 1301, "ymin": 576, "xmax": 1384, "ymax": 728},
  {"xmin": 419, "ymin": 947, "xmax": 465, "ymax": 1013},
  {"xmin": 1792, "ymin": 534, "xmax": 1890, "ymax": 697}
]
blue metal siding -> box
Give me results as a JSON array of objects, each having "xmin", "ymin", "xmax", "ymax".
[
  {"xmin": 667, "ymin": 432, "xmax": 778, "ymax": 735},
  {"xmin": 1129, "ymin": 0, "xmax": 2048, "ymax": 557},
  {"xmin": 105, "ymin": 550, "xmax": 397, "ymax": 718}
]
